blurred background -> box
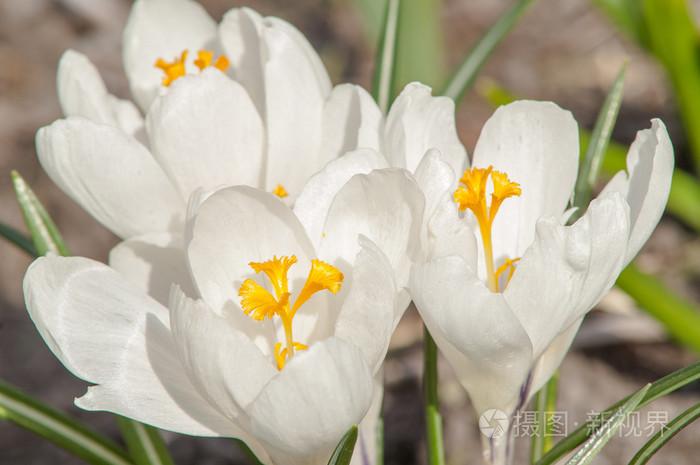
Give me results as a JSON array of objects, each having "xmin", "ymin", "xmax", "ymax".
[{"xmin": 0, "ymin": 0, "xmax": 699, "ymax": 463}]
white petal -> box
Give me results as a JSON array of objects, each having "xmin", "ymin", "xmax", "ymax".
[
  {"xmin": 528, "ymin": 317, "xmax": 583, "ymax": 399},
  {"xmin": 599, "ymin": 119, "xmax": 674, "ymax": 265},
  {"xmin": 426, "ymin": 197, "xmax": 479, "ymax": 267},
  {"xmin": 293, "ymin": 149, "xmax": 388, "ymax": 248},
  {"xmin": 413, "ymin": 149, "xmax": 457, "ymax": 230},
  {"xmin": 23, "ymin": 255, "xmax": 237, "ymax": 437},
  {"xmin": 335, "ymin": 236, "xmax": 396, "ymax": 373},
  {"xmin": 504, "ymin": 193, "xmax": 630, "ymax": 358},
  {"xmin": 220, "ymin": 8, "xmax": 330, "ymax": 196},
  {"xmin": 410, "ymin": 257, "xmax": 533, "ymax": 415},
  {"xmin": 319, "ymin": 84, "xmax": 383, "ymax": 165},
  {"xmin": 187, "ymin": 186, "xmax": 315, "ymax": 310},
  {"xmin": 384, "ymin": 82, "xmax": 467, "ymax": 175},
  {"xmin": 36, "ymin": 118, "xmax": 184, "ymax": 239},
  {"xmin": 247, "ymin": 337, "xmax": 374, "ymax": 465},
  {"xmin": 108, "ymin": 232, "xmax": 195, "ymax": 306},
  {"xmin": 472, "ymin": 100, "xmax": 579, "ymax": 261},
  {"xmin": 169, "ymin": 287, "xmax": 277, "ymax": 417},
  {"xmin": 57, "ymin": 50, "xmax": 145, "ymax": 138},
  {"xmin": 146, "ymin": 69, "xmax": 265, "ymax": 200},
  {"xmin": 219, "ymin": 8, "xmax": 331, "ymax": 117},
  {"xmin": 123, "ymin": 0, "xmax": 217, "ymax": 111},
  {"xmin": 352, "ymin": 372, "xmax": 384, "ymax": 465},
  {"xmin": 318, "ymin": 169, "xmax": 424, "ymax": 290}
]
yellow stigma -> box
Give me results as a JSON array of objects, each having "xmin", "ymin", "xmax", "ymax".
[
  {"xmin": 272, "ymin": 184, "xmax": 289, "ymax": 198},
  {"xmin": 454, "ymin": 165, "xmax": 521, "ymax": 292},
  {"xmin": 154, "ymin": 49, "xmax": 230, "ymax": 87},
  {"xmin": 238, "ymin": 255, "xmax": 344, "ymax": 370}
]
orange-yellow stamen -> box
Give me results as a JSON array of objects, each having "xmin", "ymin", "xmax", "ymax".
[
  {"xmin": 155, "ymin": 50, "xmax": 188, "ymax": 87},
  {"xmin": 238, "ymin": 255, "xmax": 343, "ymax": 370},
  {"xmin": 454, "ymin": 165, "xmax": 521, "ymax": 292},
  {"xmin": 272, "ymin": 184, "xmax": 289, "ymax": 198},
  {"xmin": 494, "ymin": 257, "xmax": 521, "ymax": 291},
  {"xmin": 155, "ymin": 49, "xmax": 230, "ymax": 87}
]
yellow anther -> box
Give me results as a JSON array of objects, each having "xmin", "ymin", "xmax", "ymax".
[
  {"xmin": 239, "ymin": 256, "xmax": 343, "ymax": 370},
  {"xmin": 155, "ymin": 49, "xmax": 230, "ymax": 87},
  {"xmin": 194, "ymin": 49, "xmax": 230, "ymax": 72},
  {"xmin": 454, "ymin": 165, "xmax": 521, "ymax": 292},
  {"xmin": 494, "ymin": 258, "xmax": 521, "ymax": 291},
  {"xmin": 154, "ymin": 50, "xmax": 188, "ymax": 87},
  {"xmin": 249, "ymin": 256, "xmax": 297, "ymax": 299},
  {"xmin": 272, "ymin": 184, "xmax": 289, "ymax": 198}
]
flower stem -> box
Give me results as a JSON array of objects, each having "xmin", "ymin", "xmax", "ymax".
[{"xmin": 423, "ymin": 327, "xmax": 446, "ymax": 465}]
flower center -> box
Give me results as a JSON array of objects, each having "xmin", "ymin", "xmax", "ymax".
[
  {"xmin": 272, "ymin": 184, "xmax": 289, "ymax": 198},
  {"xmin": 238, "ymin": 255, "xmax": 343, "ymax": 370},
  {"xmin": 454, "ymin": 166, "xmax": 521, "ymax": 292},
  {"xmin": 154, "ymin": 49, "xmax": 230, "ymax": 87}
]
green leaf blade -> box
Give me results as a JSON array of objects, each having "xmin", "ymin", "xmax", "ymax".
[
  {"xmin": 564, "ymin": 384, "xmax": 650, "ymax": 465},
  {"xmin": 0, "ymin": 221, "xmax": 37, "ymax": 256},
  {"xmin": 535, "ymin": 362, "xmax": 700, "ymax": 465},
  {"xmin": 628, "ymin": 402, "xmax": 700, "ymax": 465},
  {"xmin": 441, "ymin": 0, "xmax": 535, "ymax": 102},
  {"xmin": 117, "ymin": 418, "xmax": 174, "ymax": 465},
  {"xmin": 371, "ymin": 0, "xmax": 401, "ymax": 113},
  {"xmin": 0, "ymin": 381, "xmax": 132, "ymax": 465},
  {"xmin": 11, "ymin": 170, "xmax": 69, "ymax": 257},
  {"xmin": 573, "ymin": 64, "xmax": 626, "ymax": 215},
  {"xmin": 327, "ymin": 425, "xmax": 359, "ymax": 465}
]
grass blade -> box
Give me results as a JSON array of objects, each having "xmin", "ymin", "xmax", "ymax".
[
  {"xmin": 424, "ymin": 329, "xmax": 445, "ymax": 465},
  {"xmin": 530, "ymin": 372, "xmax": 560, "ymax": 463},
  {"xmin": 616, "ymin": 264, "xmax": 700, "ymax": 354},
  {"xmin": 11, "ymin": 170, "xmax": 69, "ymax": 256},
  {"xmin": 441, "ymin": 0, "xmax": 535, "ymax": 102},
  {"xmin": 0, "ymin": 381, "xmax": 132, "ymax": 465},
  {"xmin": 327, "ymin": 425, "xmax": 359, "ymax": 465},
  {"xmin": 0, "ymin": 221, "xmax": 37, "ymax": 256},
  {"xmin": 371, "ymin": 0, "xmax": 401, "ymax": 113},
  {"xmin": 573, "ymin": 64, "xmax": 626, "ymax": 216},
  {"xmin": 535, "ymin": 362, "xmax": 700, "ymax": 465},
  {"xmin": 628, "ymin": 402, "xmax": 700, "ymax": 465},
  {"xmin": 565, "ymin": 384, "xmax": 650, "ymax": 465},
  {"xmin": 117, "ymin": 418, "xmax": 174, "ymax": 465}
]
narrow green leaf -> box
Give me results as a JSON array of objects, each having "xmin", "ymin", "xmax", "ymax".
[
  {"xmin": 327, "ymin": 425, "xmax": 359, "ymax": 465},
  {"xmin": 371, "ymin": 0, "xmax": 401, "ymax": 113},
  {"xmin": 565, "ymin": 384, "xmax": 650, "ymax": 465},
  {"xmin": 423, "ymin": 328, "xmax": 446, "ymax": 465},
  {"xmin": 11, "ymin": 170, "xmax": 69, "ymax": 256},
  {"xmin": 0, "ymin": 221, "xmax": 37, "ymax": 256},
  {"xmin": 530, "ymin": 372, "xmax": 560, "ymax": 463},
  {"xmin": 573, "ymin": 64, "xmax": 626, "ymax": 217},
  {"xmin": 616, "ymin": 264, "xmax": 700, "ymax": 354},
  {"xmin": 641, "ymin": 0, "xmax": 700, "ymax": 175},
  {"xmin": 628, "ymin": 402, "xmax": 700, "ymax": 465},
  {"xmin": 0, "ymin": 381, "xmax": 132, "ymax": 465},
  {"xmin": 392, "ymin": 0, "xmax": 444, "ymax": 92},
  {"xmin": 375, "ymin": 416, "xmax": 384, "ymax": 465},
  {"xmin": 117, "ymin": 417, "xmax": 174, "ymax": 465},
  {"xmin": 441, "ymin": 0, "xmax": 535, "ymax": 102},
  {"xmin": 479, "ymin": 80, "xmax": 700, "ymax": 232},
  {"xmin": 535, "ymin": 361, "xmax": 700, "ymax": 465}
]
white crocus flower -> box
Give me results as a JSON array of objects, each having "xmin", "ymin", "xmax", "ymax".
[
  {"xmin": 292, "ymin": 81, "xmax": 463, "ymax": 465},
  {"xmin": 23, "ymin": 183, "xmax": 417, "ymax": 465},
  {"xmin": 36, "ymin": 0, "xmax": 381, "ymax": 304},
  {"xmin": 408, "ymin": 100, "xmax": 673, "ymax": 465}
]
